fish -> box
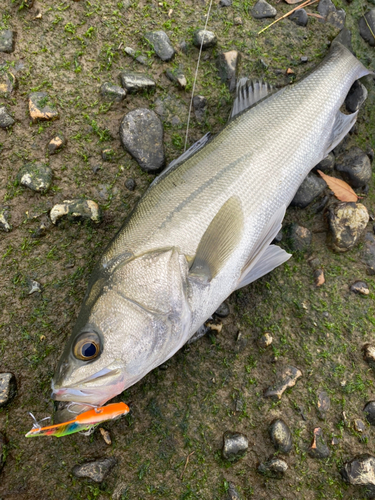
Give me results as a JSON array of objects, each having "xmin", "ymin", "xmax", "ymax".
[{"xmin": 51, "ymin": 42, "xmax": 372, "ymax": 411}]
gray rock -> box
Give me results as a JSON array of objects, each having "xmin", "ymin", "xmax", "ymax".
[
  {"xmin": 125, "ymin": 178, "xmax": 136, "ymax": 191},
  {"xmin": 154, "ymin": 95, "xmax": 187, "ymax": 126},
  {"xmin": 328, "ymin": 203, "xmax": 369, "ymax": 253},
  {"xmin": 179, "ymin": 40, "xmax": 189, "ymax": 54},
  {"xmin": 327, "ymin": 9, "xmax": 346, "ymax": 29},
  {"xmin": 124, "ymin": 46, "xmax": 148, "ymax": 65},
  {"xmin": 226, "ymin": 482, "xmax": 242, "ymax": 500},
  {"xmin": 258, "ymin": 458, "xmax": 288, "ymax": 478},
  {"xmin": 290, "ymin": 9, "xmax": 308, "ymax": 26},
  {"xmin": 354, "ymin": 419, "xmax": 367, "ymax": 433},
  {"xmin": 17, "ymin": 163, "xmax": 53, "ymax": 193},
  {"xmin": 258, "ymin": 332, "xmax": 273, "ymax": 348},
  {"xmin": 100, "ymin": 82, "xmax": 126, "ymax": 102},
  {"xmin": 363, "ymin": 344, "xmax": 375, "ymax": 371},
  {"xmin": 0, "ymin": 106, "xmax": 15, "ymax": 128},
  {"xmin": 317, "ymin": 391, "xmax": 331, "ymax": 419},
  {"xmin": 48, "ymin": 133, "xmax": 66, "ymax": 155},
  {"xmin": 0, "ymin": 30, "xmax": 14, "ymax": 53},
  {"xmin": 291, "ymin": 173, "xmax": 326, "ymax": 208},
  {"xmin": 341, "ymin": 454, "xmax": 375, "ymax": 498},
  {"xmin": 333, "ymin": 27, "xmax": 353, "ymax": 52},
  {"xmin": 308, "ymin": 427, "xmax": 330, "ymax": 459},
  {"xmin": 72, "ymin": 457, "xmax": 117, "ymax": 483},
  {"xmin": 313, "ymin": 153, "xmax": 335, "ymax": 173},
  {"xmin": 335, "ymin": 147, "xmax": 372, "ymax": 188},
  {"xmin": 317, "ymin": 0, "xmax": 336, "ymax": 17},
  {"xmin": 350, "ymin": 281, "xmax": 369, "ymax": 295},
  {"xmin": 28, "ymin": 279, "xmax": 42, "ymax": 294},
  {"xmin": 193, "ymin": 30, "xmax": 217, "ymax": 49},
  {"xmin": 119, "ymin": 72, "xmax": 155, "ymax": 94},
  {"xmin": 365, "ymin": 401, "xmax": 375, "ymax": 425},
  {"xmin": 0, "ymin": 65, "xmax": 17, "ymax": 96},
  {"xmin": 193, "ymin": 95, "xmax": 207, "ymax": 124},
  {"xmin": 214, "ymin": 301, "xmax": 230, "ymax": 318},
  {"xmin": 219, "ymin": 0, "xmax": 232, "ymax": 5},
  {"xmin": 119, "ymin": 108, "xmax": 165, "ymax": 173},
  {"xmin": 285, "ymin": 224, "xmax": 312, "ymax": 251},
  {"xmin": 362, "ymin": 232, "xmax": 375, "ymax": 275},
  {"xmin": 0, "ymin": 206, "xmax": 11, "ymax": 232},
  {"xmin": 0, "ymin": 373, "xmax": 17, "ymax": 407},
  {"xmin": 359, "ymin": 10, "xmax": 375, "ymax": 47},
  {"xmin": 29, "ymin": 92, "xmax": 59, "ymax": 123},
  {"xmin": 252, "ymin": 0, "xmax": 277, "ymax": 19},
  {"xmin": 166, "ymin": 66, "xmax": 187, "ymax": 89},
  {"xmin": 345, "ymin": 80, "xmax": 368, "ymax": 112},
  {"xmin": 144, "ymin": 30, "xmax": 175, "ymax": 61},
  {"xmin": 222, "ymin": 431, "xmax": 248, "ymax": 461},
  {"xmin": 300, "ymin": 56, "xmax": 308, "ymax": 63},
  {"xmin": 216, "ymin": 51, "xmax": 241, "ymax": 92},
  {"xmin": 269, "ymin": 419, "xmax": 293, "ymax": 454},
  {"xmin": 264, "ymin": 365, "xmax": 302, "ymax": 400},
  {"xmin": 50, "ymin": 199, "xmax": 101, "ymax": 224},
  {"xmin": 0, "ymin": 432, "xmax": 6, "ymax": 472}
]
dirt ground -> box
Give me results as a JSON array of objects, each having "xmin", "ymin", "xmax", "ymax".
[{"xmin": 1, "ymin": 0, "xmax": 375, "ymax": 498}]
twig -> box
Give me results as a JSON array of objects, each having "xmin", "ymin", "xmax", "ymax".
[
  {"xmin": 180, "ymin": 451, "xmax": 195, "ymax": 480},
  {"xmin": 307, "ymin": 12, "xmax": 324, "ymax": 18},
  {"xmin": 257, "ymin": 0, "xmax": 319, "ymax": 35}
]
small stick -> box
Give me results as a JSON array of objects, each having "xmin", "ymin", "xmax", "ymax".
[
  {"xmin": 307, "ymin": 12, "xmax": 324, "ymax": 18},
  {"xmin": 257, "ymin": 0, "xmax": 319, "ymax": 35},
  {"xmin": 180, "ymin": 451, "xmax": 195, "ymax": 480}
]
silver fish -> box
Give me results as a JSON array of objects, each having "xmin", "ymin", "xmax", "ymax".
[{"xmin": 52, "ymin": 43, "xmax": 371, "ymax": 408}]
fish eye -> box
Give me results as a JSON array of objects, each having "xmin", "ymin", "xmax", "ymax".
[{"xmin": 73, "ymin": 333, "xmax": 101, "ymax": 361}]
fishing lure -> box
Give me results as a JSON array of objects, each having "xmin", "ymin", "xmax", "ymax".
[{"xmin": 25, "ymin": 402, "xmax": 129, "ymax": 438}]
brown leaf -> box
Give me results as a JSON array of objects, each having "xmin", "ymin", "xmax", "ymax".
[{"xmin": 317, "ymin": 170, "xmax": 358, "ymax": 202}]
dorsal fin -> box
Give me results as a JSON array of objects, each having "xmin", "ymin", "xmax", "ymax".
[{"xmin": 230, "ymin": 78, "xmax": 273, "ymax": 120}]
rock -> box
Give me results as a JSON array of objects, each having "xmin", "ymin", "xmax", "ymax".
[
  {"xmin": 0, "ymin": 373, "xmax": 17, "ymax": 407},
  {"xmin": 226, "ymin": 482, "xmax": 242, "ymax": 500},
  {"xmin": 187, "ymin": 323, "xmax": 210, "ymax": 344},
  {"xmin": 362, "ymin": 232, "xmax": 375, "ymax": 275},
  {"xmin": 72, "ymin": 457, "xmax": 117, "ymax": 483},
  {"xmin": 0, "ymin": 30, "xmax": 14, "ymax": 53},
  {"xmin": 0, "ymin": 206, "xmax": 11, "ymax": 232},
  {"xmin": 166, "ymin": 66, "xmax": 187, "ymax": 89},
  {"xmin": 101, "ymin": 148, "xmax": 115, "ymax": 161},
  {"xmin": 119, "ymin": 108, "xmax": 165, "ymax": 173},
  {"xmin": 17, "ymin": 163, "xmax": 53, "ymax": 193},
  {"xmin": 193, "ymin": 95, "xmax": 207, "ymax": 123},
  {"xmin": 314, "ymin": 269, "xmax": 325, "ymax": 287},
  {"xmin": 125, "ymin": 178, "xmax": 136, "ymax": 191},
  {"xmin": 327, "ymin": 9, "xmax": 346, "ymax": 29},
  {"xmin": 179, "ymin": 40, "xmax": 189, "ymax": 54},
  {"xmin": 29, "ymin": 92, "xmax": 59, "ymax": 123},
  {"xmin": 291, "ymin": 173, "xmax": 326, "ymax": 208},
  {"xmin": 364, "ymin": 401, "xmax": 375, "ymax": 425},
  {"xmin": 333, "ymin": 27, "xmax": 353, "ymax": 52},
  {"xmin": 264, "ymin": 365, "xmax": 302, "ymax": 400},
  {"xmin": 154, "ymin": 95, "xmax": 187, "ymax": 126},
  {"xmin": 317, "ymin": 0, "xmax": 336, "ymax": 17},
  {"xmin": 144, "ymin": 30, "xmax": 175, "ymax": 61},
  {"xmin": 354, "ymin": 419, "xmax": 366, "ymax": 433},
  {"xmin": 100, "ymin": 82, "xmax": 126, "ymax": 102},
  {"xmin": 99, "ymin": 428, "xmax": 112, "ymax": 445},
  {"xmin": 119, "ymin": 72, "xmax": 155, "ymax": 94},
  {"xmin": 269, "ymin": 419, "xmax": 293, "ymax": 454},
  {"xmin": 258, "ymin": 332, "xmax": 273, "ymax": 348},
  {"xmin": 317, "ymin": 391, "xmax": 330, "ymax": 419},
  {"xmin": 313, "ymin": 153, "xmax": 335, "ymax": 173},
  {"xmin": 308, "ymin": 427, "xmax": 330, "ymax": 459},
  {"xmin": 350, "ymin": 281, "xmax": 369, "ymax": 295},
  {"xmin": 219, "ymin": 0, "xmax": 232, "ymax": 5},
  {"xmin": 124, "ymin": 46, "xmax": 148, "ymax": 65},
  {"xmin": 258, "ymin": 458, "xmax": 288, "ymax": 478},
  {"xmin": 0, "ymin": 65, "xmax": 17, "ymax": 96},
  {"xmin": 205, "ymin": 318, "xmax": 223, "ymax": 334},
  {"xmin": 341, "ymin": 454, "xmax": 375, "ymax": 497},
  {"xmin": 335, "ymin": 147, "xmax": 372, "ymax": 188},
  {"xmin": 0, "ymin": 433, "xmax": 6, "ymax": 471},
  {"xmin": 50, "ymin": 199, "xmax": 101, "ymax": 224},
  {"xmin": 222, "ymin": 431, "xmax": 248, "ymax": 461},
  {"xmin": 327, "ymin": 203, "xmax": 369, "ymax": 253},
  {"xmin": 28, "ymin": 279, "xmax": 42, "ymax": 294},
  {"xmin": 363, "ymin": 344, "xmax": 375, "ymax": 370},
  {"xmin": 252, "ymin": 0, "xmax": 277, "ymax": 19},
  {"xmin": 285, "ymin": 224, "xmax": 312, "ymax": 252},
  {"xmin": 234, "ymin": 16, "xmax": 243, "ymax": 25},
  {"xmin": 345, "ymin": 81, "xmax": 368, "ymax": 113},
  {"xmin": 289, "ymin": 9, "xmax": 308, "ymax": 26},
  {"xmin": 216, "ymin": 51, "xmax": 240, "ymax": 92},
  {"xmin": 300, "ymin": 56, "xmax": 308, "ymax": 63},
  {"xmin": 0, "ymin": 106, "xmax": 15, "ymax": 128},
  {"xmin": 193, "ymin": 30, "xmax": 217, "ymax": 49},
  {"xmin": 48, "ymin": 133, "xmax": 66, "ymax": 155},
  {"xmin": 214, "ymin": 301, "xmax": 230, "ymax": 318},
  {"xmin": 359, "ymin": 10, "xmax": 375, "ymax": 47}
]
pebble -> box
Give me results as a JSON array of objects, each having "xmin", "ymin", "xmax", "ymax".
[
  {"xmin": 252, "ymin": 0, "xmax": 277, "ymax": 19},
  {"xmin": 100, "ymin": 82, "xmax": 126, "ymax": 102},
  {"xmin": 0, "ymin": 207, "xmax": 11, "ymax": 232},
  {"xmin": 219, "ymin": 0, "xmax": 232, "ymax": 6},
  {"xmin": 0, "ymin": 433, "xmax": 6, "ymax": 471},
  {"xmin": 99, "ymin": 428, "xmax": 112, "ymax": 445},
  {"xmin": 258, "ymin": 332, "xmax": 273, "ymax": 348},
  {"xmin": 0, "ymin": 65, "xmax": 17, "ymax": 96},
  {"xmin": 29, "ymin": 92, "xmax": 59, "ymax": 123},
  {"xmin": 341, "ymin": 454, "xmax": 375, "ymax": 497},
  {"xmin": 119, "ymin": 108, "xmax": 165, "ymax": 173},
  {"xmin": 327, "ymin": 203, "xmax": 369, "ymax": 253},
  {"xmin": 50, "ymin": 199, "xmax": 101, "ymax": 224},
  {"xmin": 285, "ymin": 224, "xmax": 312, "ymax": 252},
  {"xmin": 345, "ymin": 80, "xmax": 368, "ymax": 112},
  {"xmin": 193, "ymin": 95, "xmax": 207, "ymax": 124},
  {"xmin": 258, "ymin": 458, "xmax": 288, "ymax": 478},
  {"xmin": 359, "ymin": 10, "xmax": 375, "ymax": 47},
  {"xmin": 193, "ymin": 30, "xmax": 217, "ymax": 49},
  {"xmin": 166, "ymin": 66, "xmax": 187, "ymax": 89},
  {"xmin": 327, "ymin": 9, "xmax": 346, "ymax": 29},
  {"xmin": 214, "ymin": 301, "xmax": 230, "ymax": 318},
  {"xmin": 234, "ymin": 17, "xmax": 243, "ymax": 25},
  {"xmin": 124, "ymin": 46, "xmax": 148, "ymax": 65},
  {"xmin": 317, "ymin": 391, "xmax": 330, "ymax": 419},
  {"xmin": 222, "ymin": 431, "xmax": 248, "ymax": 461},
  {"xmin": 335, "ymin": 147, "xmax": 372, "ymax": 188},
  {"xmin": 101, "ymin": 148, "xmax": 114, "ymax": 161},
  {"xmin": 314, "ymin": 269, "xmax": 325, "ymax": 287},
  {"xmin": 179, "ymin": 40, "xmax": 189, "ymax": 54},
  {"xmin": 0, "ymin": 30, "xmax": 14, "ymax": 53},
  {"xmin": 0, "ymin": 106, "xmax": 15, "ymax": 128},
  {"xmin": 269, "ymin": 419, "xmax": 293, "ymax": 454},
  {"xmin": 154, "ymin": 94, "xmax": 187, "ymax": 126},
  {"xmin": 362, "ymin": 232, "xmax": 375, "ymax": 275},
  {"xmin": 264, "ymin": 365, "xmax": 302, "ymax": 400},
  {"xmin": 17, "ymin": 163, "xmax": 53, "ymax": 193},
  {"xmin": 300, "ymin": 56, "xmax": 308, "ymax": 63},
  {"xmin": 334, "ymin": 27, "xmax": 353, "ymax": 52},
  {"xmin": 364, "ymin": 401, "xmax": 375, "ymax": 425},
  {"xmin": 216, "ymin": 51, "xmax": 241, "ymax": 92},
  {"xmin": 48, "ymin": 133, "xmax": 66, "ymax": 155},
  {"xmin": 290, "ymin": 173, "xmax": 326, "ymax": 208},
  {"xmin": 290, "ymin": 9, "xmax": 308, "ymax": 27},
  {"xmin": 125, "ymin": 178, "xmax": 136, "ymax": 191},
  {"xmin": 226, "ymin": 483, "xmax": 242, "ymax": 500},
  {"xmin": 363, "ymin": 344, "xmax": 375, "ymax": 370},
  {"xmin": 72, "ymin": 457, "xmax": 117, "ymax": 483},
  {"xmin": 350, "ymin": 281, "xmax": 369, "ymax": 295},
  {"xmin": 354, "ymin": 419, "xmax": 366, "ymax": 433},
  {"xmin": 119, "ymin": 71, "xmax": 155, "ymax": 94},
  {"xmin": 313, "ymin": 153, "xmax": 335, "ymax": 173},
  {"xmin": 317, "ymin": 0, "xmax": 336, "ymax": 17},
  {"xmin": 0, "ymin": 373, "xmax": 17, "ymax": 407},
  {"xmin": 308, "ymin": 427, "xmax": 330, "ymax": 459},
  {"xmin": 144, "ymin": 30, "xmax": 175, "ymax": 61},
  {"xmin": 28, "ymin": 279, "xmax": 42, "ymax": 294}
]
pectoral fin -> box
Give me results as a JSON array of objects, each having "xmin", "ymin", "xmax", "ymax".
[{"xmin": 189, "ymin": 197, "xmax": 244, "ymax": 282}]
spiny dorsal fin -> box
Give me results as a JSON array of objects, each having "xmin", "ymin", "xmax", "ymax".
[
  {"xmin": 189, "ymin": 197, "xmax": 244, "ymax": 282},
  {"xmin": 230, "ymin": 78, "xmax": 273, "ymax": 120}
]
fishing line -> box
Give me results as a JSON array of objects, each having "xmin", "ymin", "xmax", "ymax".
[{"xmin": 184, "ymin": 0, "xmax": 214, "ymax": 152}]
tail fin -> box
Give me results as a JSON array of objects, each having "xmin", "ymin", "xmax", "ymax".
[{"xmin": 330, "ymin": 41, "xmax": 374, "ymax": 80}]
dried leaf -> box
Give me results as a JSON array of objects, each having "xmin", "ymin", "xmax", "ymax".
[
  {"xmin": 286, "ymin": 68, "xmax": 295, "ymax": 74},
  {"xmin": 317, "ymin": 170, "xmax": 358, "ymax": 202}
]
